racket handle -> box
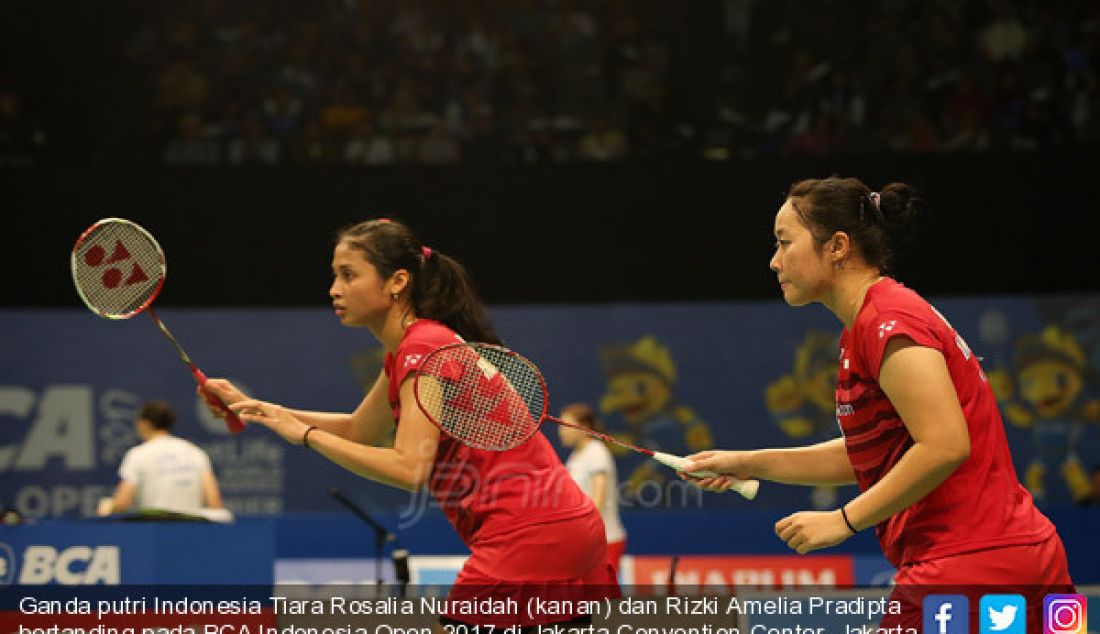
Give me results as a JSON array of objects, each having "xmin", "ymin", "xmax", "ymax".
[
  {"xmin": 192, "ymin": 368, "xmax": 246, "ymax": 435},
  {"xmin": 652, "ymin": 451, "xmax": 760, "ymax": 501}
]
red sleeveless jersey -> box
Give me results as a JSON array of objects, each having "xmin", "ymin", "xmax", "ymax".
[
  {"xmin": 837, "ymin": 278, "xmax": 1054, "ymax": 568},
  {"xmin": 384, "ymin": 320, "xmax": 606, "ymax": 579}
]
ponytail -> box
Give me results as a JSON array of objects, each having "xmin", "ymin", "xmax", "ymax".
[{"xmin": 413, "ymin": 250, "xmax": 501, "ymax": 344}]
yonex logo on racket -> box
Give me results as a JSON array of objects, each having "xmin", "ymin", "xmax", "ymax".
[
  {"xmin": 72, "ymin": 218, "xmax": 167, "ymax": 320},
  {"xmin": 82, "ymin": 239, "xmax": 150, "ymax": 290}
]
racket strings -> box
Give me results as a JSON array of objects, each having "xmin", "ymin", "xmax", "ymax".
[
  {"xmin": 419, "ymin": 346, "xmax": 545, "ymax": 451},
  {"xmin": 73, "ymin": 222, "xmax": 164, "ymax": 318}
]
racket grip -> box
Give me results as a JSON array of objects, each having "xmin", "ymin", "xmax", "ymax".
[
  {"xmin": 192, "ymin": 368, "xmax": 246, "ymax": 435},
  {"xmin": 652, "ymin": 451, "xmax": 760, "ymax": 501}
]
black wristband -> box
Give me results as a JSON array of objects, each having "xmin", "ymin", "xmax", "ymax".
[
  {"xmin": 840, "ymin": 506, "xmax": 859, "ymax": 534},
  {"xmin": 302, "ymin": 426, "xmax": 319, "ymax": 449}
]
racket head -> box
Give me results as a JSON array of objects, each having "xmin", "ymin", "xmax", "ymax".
[
  {"xmin": 71, "ymin": 218, "xmax": 167, "ymax": 320},
  {"xmin": 413, "ymin": 342, "xmax": 549, "ymax": 451}
]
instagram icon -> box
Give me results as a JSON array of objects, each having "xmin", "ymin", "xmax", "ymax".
[{"xmin": 1044, "ymin": 595, "xmax": 1087, "ymax": 634}]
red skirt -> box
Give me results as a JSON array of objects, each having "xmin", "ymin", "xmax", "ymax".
[
  {"xmin": 880, "ymin": 532, "xmax": 1075, "ymax": 634},
  {"xmin": 444, "ymin": 510, "xmax": 622, "ymax": 627}
]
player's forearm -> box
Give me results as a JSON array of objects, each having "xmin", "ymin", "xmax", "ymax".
[
  {"xmin": 591, "ymin": 489, "xmax": 607, "ymax": 511},
  {"xmin": 842, "ymin": 441, "xmax": 966, "ymax": 532},
  {"xmin": 289, "ymin": 409, "xmax": 394, "ymax": 446},
  {"xmin": 752, "ymin": 438, "xmax": 856, "ymax": 485},
  {"xmin": 590, "ymin": 473, "xmax": 609, "ymax": 511},
  {"xmin": 202, "ymin": 472, "xmax": 224, "ymax": 509},
  {"xmin": 109, "ymin": 482, "xmax": 135, "ymax": 514},
  {"xmin": 286, "ymin": 410, "xmax": 355, "ymax": 438},
  {"xmin": 304, "ymin": 428, "xmax": 431, "ymax": 492}
]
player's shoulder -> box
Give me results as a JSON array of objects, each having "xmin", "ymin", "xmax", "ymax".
[
  {"xmin": 159, "ymin": 435, "xmax": 205, "ymax": 456},
  {"xmin": 119, "ymin": 442, "xmax": 143, "ymax": 463},
  {"xmin": 582, "ymin": 439, "xmax": 615, "ymax": 464},
  {"xmin": 122, "ymin": 438, "xmax": 167, "ymax": 467},
  {"xmin": 393, "ymin": 319, "xmax": 464, "ymax": 374},
  {"xmin": 160, "ymin": 434, "xmax": 195, "ymax": 447},
  {"xmin": 401, "ymin": 319, "xmax": 463, "ymax": 349},
  {"xmin": 856, "ymin": 278, "xmax": 936, "ymax": 331}
]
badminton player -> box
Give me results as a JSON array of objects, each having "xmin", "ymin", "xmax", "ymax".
[
  {"xmin": 100, "ymin": 400, "xmax": 224, "ymax": 517},
  {"xmin": 559, "ymin": 403, "xmax": 627, "ymax": 576},
  {"xmin": 203, "ymin": 218, "xmax": 618, "ymax": 630},
  {"xmin": 682, "ymin": 177, "xmax": 1074, "ymax": 630}
]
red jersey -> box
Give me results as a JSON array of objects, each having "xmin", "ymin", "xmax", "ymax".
[
  {"xmin": 385, "ymin": 320, "xmax": 612, "ymax": 585},
  {"xmin": 836, "ymin": 278, "xmax": 1055, "ymax": 568}
]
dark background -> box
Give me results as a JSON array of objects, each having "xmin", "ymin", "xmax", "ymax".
[
  {"xmin": 3, "ymin": 0, "xmax": 1099, "ymax": 306},
  {"xmin": 5, "ymin": 154, "xmax": 1099, "ymax": 307}
]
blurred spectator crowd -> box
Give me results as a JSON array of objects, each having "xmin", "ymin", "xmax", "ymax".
[{"xmin": 2, "ymin": 0, "xmax": 1098, "ymax": 165}]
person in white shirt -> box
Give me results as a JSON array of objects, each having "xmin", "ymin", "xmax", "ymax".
[
  {"xmin": 559, "ymin": 403, "xmax": 627, "ymax": 575},
  {"xmin": 99, "ymin": 401, "xmax": 224, "ymax": 517}
]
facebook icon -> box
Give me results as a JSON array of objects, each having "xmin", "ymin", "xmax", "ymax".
[{"xmin": 925, "ymin": 595, "xmax": 970, "ymax": 634}]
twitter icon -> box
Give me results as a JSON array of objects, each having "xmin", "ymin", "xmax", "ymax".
[{"xmin": 981, "ymin": 594, "xmax": 1027, "ymax": 634}]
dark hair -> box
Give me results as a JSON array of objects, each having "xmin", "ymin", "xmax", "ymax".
[
  {"xmin": 560, "ymin": 403, "xmax": 608, "ymax": 435},
  {"xmin": 139, "ymin": 400, "xmax": 176, "ymax": 430},
  {"xmin": 787, "ymin": 176, "xmax": 921, "ymax": 274},
  {"xmin": 337, "ymin": 218, "xmax": 502, "ymax": 344}
]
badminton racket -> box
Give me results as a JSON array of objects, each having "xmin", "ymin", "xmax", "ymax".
[
  {"xmin": 413, "ymin": 342, "xmax": 759, "ymax": 500},
  {"xmin": 70, "ymin": 217, "xmax": 244, "ymax": 434}
]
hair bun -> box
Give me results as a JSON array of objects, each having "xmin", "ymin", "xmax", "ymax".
[{"xmin": 877, "ymin": 182, "xmax": 921, "ymax": 243}]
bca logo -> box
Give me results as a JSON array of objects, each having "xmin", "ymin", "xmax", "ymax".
[
  {"xmin": 8, "ymin": 545, "xmax": 120, "ymax": 585},
  {"xmin": 0, "ymin": 543, "xmax": 15, "ymax": 584},
  {"xmin": 403, "ymin": 353, "xmax": 424, "ymax": 369}
]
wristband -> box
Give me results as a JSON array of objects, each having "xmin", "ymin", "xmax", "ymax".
[
  {"xmin": 840, "ymin": 506, "xmax": 859, "ymax": 534},
  {"xmin": 302, "ymin": 426, "xmax": 319, "ymax": 449}
]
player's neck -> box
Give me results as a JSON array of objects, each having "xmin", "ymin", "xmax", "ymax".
[
  {"xmin": 374, "ymin": 307, "xmax": 417, "ymax": 351},
  {"xmin": 827, "ymin": 270, "xmax": 883, "ymax": 329}
]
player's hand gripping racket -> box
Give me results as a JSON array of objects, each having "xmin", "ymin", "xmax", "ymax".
[
  {"xmin": 413, "ymin": 342, "xmax": 759, "ymax": 500},
  {"xmin": 70, "ymin": 217, "xmax": 245, "ymax": 434}
]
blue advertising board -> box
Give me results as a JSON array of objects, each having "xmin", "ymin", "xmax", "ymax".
[
  {"xmin": 4, "ymin": 296, "xmax": 1099, "ymax": 519},
  {"xmin": 0, "ymin": 520, "xmax": 274, "ymax": 585}
]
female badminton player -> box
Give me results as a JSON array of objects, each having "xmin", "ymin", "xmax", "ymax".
[
  {"xmin": 559, "ymin": 403, "xmax": 627, "ymax": 576},
  {"xmin": 682, "ymin": 177, "xmax": 1074, "ymax": 630},
  {"xmin": 202, "ymin": 218, "xmax": 618, "ymax": 630}
]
